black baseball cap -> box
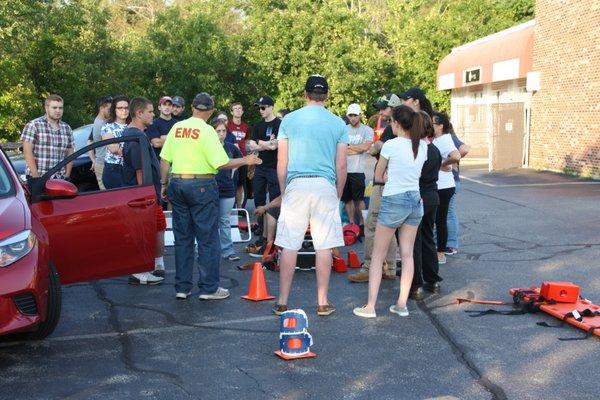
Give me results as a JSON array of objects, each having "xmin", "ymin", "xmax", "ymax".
[
  {"xmin": 254, "ymin": 96, "xmax": 274, "ymax": 106},
  {"xmin": 171, "ymin": 96, "xmax": 185, "ymax": 107},
  {"xmin": 305, "ymin": 75, "xmax": 329, "ymax": 94},
  {"xmin": 192, "ymin": 92, "xmax": 215, "ymax": 111},
  {"xmin": 399, "ymin": 87, "xmax": 427, "ymax": 101}
]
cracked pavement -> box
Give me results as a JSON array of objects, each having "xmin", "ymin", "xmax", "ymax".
[{"xmin": 1, "ymin": 163, "xmax": 599, "ymax": 400}]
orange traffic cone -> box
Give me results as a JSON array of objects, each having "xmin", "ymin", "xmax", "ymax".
[
  {"xmin": 347, "ymin": 250, "xmax": 361, "ymax": 268},
  {"xmin": 332, "ymin": 256, "xmax": 347, "ymax": 273},
  {"xmin": 242, "ymin": 262, "xmax": 275, "ymax": 301}
]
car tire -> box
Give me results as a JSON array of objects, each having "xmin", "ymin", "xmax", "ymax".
[{"xmin": 28, "ymin": 263, "xmax": 62, "ymax": 340}]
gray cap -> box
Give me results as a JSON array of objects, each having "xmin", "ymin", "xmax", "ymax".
[
  {"xmin": 172, "ymin": 96, "xmax": 185, "ymax": 107},
  {"xmin": 192, "ymin": 92, "xmax": 214, "ymax": 111}
]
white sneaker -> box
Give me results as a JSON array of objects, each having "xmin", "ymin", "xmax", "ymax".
[
  {"xmin": 353, "ymin": 305, "xmax": 376, "ymax": 318},
  {"xmin": 129, "ymin": 272, "xmax": 164, "ymax": 285},
  {"xmin": 389, "ymin": 304, "xmax": 409, "ymax": 317},
  {"xmin": 175, "ymin": 292, "xmax": 192, "ymax": 300},
  {"xmin": 198, "ymin": 287, "xmax": 230, "ymax": 300}
]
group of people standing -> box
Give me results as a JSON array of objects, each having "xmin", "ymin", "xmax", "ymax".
[
  {"xmin": 341, "ymin": 88, "xmax": 468, "ymax": 318},
  {"xmin": 19, "ymin": 74, "xmax": 468, "ymax": 318}
]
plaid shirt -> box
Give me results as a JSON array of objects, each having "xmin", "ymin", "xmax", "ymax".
[{"xmin": 21, "ymin": 116, "xmax": 74, "ymax": 179}]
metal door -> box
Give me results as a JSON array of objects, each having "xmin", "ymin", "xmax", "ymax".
[{"xmin": 490, "ymin": 102, "xmax": 526, "ymax": 170}]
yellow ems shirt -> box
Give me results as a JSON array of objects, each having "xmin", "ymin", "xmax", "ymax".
[{"xmin": 160, "ymin": 117, "xmax": 229, "ymax": 174}]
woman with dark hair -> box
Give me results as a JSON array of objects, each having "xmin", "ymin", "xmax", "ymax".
[
  {"xmin": 101, "ymin": 95, "xmax": 130, "ymax": 189},
  {"xmin": 431, "ymin": 111, "xmax": 461, "ymax": 264},
  {"xmin": 410, "ymin": 111, "xmax": 443, "ymax": 297},
  {"xmin": 214, "ymin": 120, "xmax": 243, "ymax": 261},
  {"xmin": 354, "ymin": 105, "xmax": 428, "ymax": 318},
  {"xmin": 399, "ymin": 87, "xmax": 434, "ymax": 117}
]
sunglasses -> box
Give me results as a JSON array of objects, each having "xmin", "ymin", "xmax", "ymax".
[
  {"xmin": 259, "ymin": 106, "xmax": 269, "ymax": 111},
  {"xmin": 347, "ymin": 114, "xmax": 358, "ymax": 117}
]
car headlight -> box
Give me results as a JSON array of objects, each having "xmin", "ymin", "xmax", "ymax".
[{"xmin": 0, "ymin": 230, "xmax": 37, "ymax": 267}]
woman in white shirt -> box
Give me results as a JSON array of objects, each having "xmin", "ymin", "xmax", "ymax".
[
  {"xmin": 354, "ymin": 105, "xmax": 428, "ymax": 318},
  {"xmin": 432, "ymin": 112, "xmax": 461, "ymax": 264}
]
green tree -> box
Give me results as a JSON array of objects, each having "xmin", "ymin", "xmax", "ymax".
[{"xmin": 242, "ymin": 0, "xmax": 398, "ymax": 116}]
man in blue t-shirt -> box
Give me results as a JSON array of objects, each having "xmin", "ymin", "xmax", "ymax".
[
  {"xmin": 273, "ymin": 75, "xmax": 349, "ymax": 317},
  {"xmin": 147, "ymin": 96, "xmax": 177, "ymax": 160},
  {"xmin": 121, "ymin": 97, "xmax": 166, "ymax": 285}
]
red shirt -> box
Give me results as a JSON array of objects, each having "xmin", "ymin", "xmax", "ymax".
[{"xmin": 227, "ymin": 120, "xmax": 250, "ymax": 155}]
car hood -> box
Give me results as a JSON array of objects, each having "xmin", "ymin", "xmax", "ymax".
[{"xmin": 0, "ymin": 196, "xmax": 26, "ymax": 241}]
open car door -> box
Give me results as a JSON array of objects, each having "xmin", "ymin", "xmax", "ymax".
[{"xmin": 28, "ymin": 134, "xmax": 157, "ymax": 285}]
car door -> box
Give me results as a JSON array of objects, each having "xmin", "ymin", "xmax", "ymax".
[{"xmin": 28, "ymin": 134, "xmax": 157, "ymax": 285}]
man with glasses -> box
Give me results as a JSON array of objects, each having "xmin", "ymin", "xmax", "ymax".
[
  {"xmin": 247, "ymin": 96, "xmax": 281, "ymax": 245},
  {"xmin": 88, "ymin": 95, "xmax": 112, "ymax": 189},
  {"xmin": 227, "ymin": 102, "xmax": 251, "ymax": 208},
  {"xmin": 343, "ymin": 103, "xmax": 373, "ymax": 236}
]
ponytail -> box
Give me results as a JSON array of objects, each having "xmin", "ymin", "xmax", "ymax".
[
  {"xmin": 391, "ymin": 105, "xmax": 425, "ymax": 159},
  {"xmin": 409, "ymin": 113, "xmax": 424, "ymax": 159}
]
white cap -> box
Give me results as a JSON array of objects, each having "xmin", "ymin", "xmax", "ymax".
[{"xmin": 346, "ymin": 103, "xmax": 361, "ymax": 116}]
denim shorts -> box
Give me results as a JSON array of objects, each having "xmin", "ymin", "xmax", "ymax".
[{"xmin": 377, "ymin": 191, "xmax": 423, "ymax": 228}]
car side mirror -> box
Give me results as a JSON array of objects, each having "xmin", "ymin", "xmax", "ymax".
[{"xmin": 45, "ymin": 179, "xmax": 78, "ymax": 198}]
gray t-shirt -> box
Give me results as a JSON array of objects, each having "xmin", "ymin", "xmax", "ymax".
[
  {"xmin": 346, "ymin": 123, "xmax": 374, "ymax": 173},
  {"xmin": 92, "ymin": 116, "xmax": 107, "ymax": 164}
]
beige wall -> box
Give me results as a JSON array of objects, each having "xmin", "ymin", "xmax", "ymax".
[{"xmin": 529, "ymin": 0, "xmax": 600, "ymax": 177}]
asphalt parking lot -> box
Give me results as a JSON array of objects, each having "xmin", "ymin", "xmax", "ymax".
[{"xmin": 1, "ymin": 164, "xmax": 599, "ymax": 400}]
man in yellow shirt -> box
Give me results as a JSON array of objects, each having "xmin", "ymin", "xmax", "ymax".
[{"xmin": 159, "ymin": 92, "xmax": 262, "ymax": 300}]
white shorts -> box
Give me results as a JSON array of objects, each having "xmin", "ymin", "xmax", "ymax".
[{"xmin": 275, "ymin": 177, "xmax": 344, "ymax": 251}]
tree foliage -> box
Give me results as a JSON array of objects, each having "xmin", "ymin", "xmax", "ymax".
[{"xmin": 0, "ymin": 0, "xmax": 533, "ymax": 141}]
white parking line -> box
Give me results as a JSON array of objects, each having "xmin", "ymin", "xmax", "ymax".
[
  {"xmin": 0, "ymin": 315, "xmax": 276, "ymax": 347},
  {"xmin": 460, "ymin": 175, "xmax": 600, "ymax": 188}
]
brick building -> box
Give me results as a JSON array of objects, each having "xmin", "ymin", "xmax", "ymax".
[
  {"xmin": 529, "ymin": 0, "xmax": 600, "ymax": 177},
  {"xmin": 437, "ymin": 0, "xmax": 600, "ymax": 177}
]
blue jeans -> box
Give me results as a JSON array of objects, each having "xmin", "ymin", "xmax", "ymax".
[
  {"xmin": 378, "ymin": 191, "xmax": 423, "ymax": 228},
  {"xmin": 102, "ymin": 163, "xmax": 124, "ymax": 189},
  {"xmin": 446, "ymin": 180, "xmax": 460, "ymax": 248},
  {"xmin": 168, "ymin": 178, "xmax": 220, "ymax": 294},
  {"xmin": 219, "ymin": 197, "xmax": 235, "ymax": 258}
]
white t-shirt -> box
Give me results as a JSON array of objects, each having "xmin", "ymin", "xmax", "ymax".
[
  {"xmin": 346, "ymin": 123, "xmax": 374, "ymax": 173},
  {"xmin": 380, "ymin": 137, "xmax": 428, "ymax": 196},
  {"xmin": 433, "ymin": 134, "xmax": 458, "ymax": 190}
]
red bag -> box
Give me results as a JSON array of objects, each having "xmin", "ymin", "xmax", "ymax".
[{"xmin": 343, "ymin": 223, "xmax": 360, "ymax": 246}]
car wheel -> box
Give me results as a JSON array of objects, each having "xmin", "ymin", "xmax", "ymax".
[{"xmin": 28, "ymin": 263, "xmax": 62, "ymax": 340}]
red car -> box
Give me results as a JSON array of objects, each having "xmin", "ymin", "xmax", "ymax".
[{"xmin": 0, "ymin": 134, "xmax": 157, "ymax": 340}]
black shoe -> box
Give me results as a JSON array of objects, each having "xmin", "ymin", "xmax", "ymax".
[
  {"xmin": 152, "ymin": 269, "xmax": 166, "ymax": 278},
  {"xmin": 423, "ymin": 282, "xmax": 441, "ymax": 293},
  {"xmin": 408, "ymin": 287, "xmax": 424, "ymax": 300}
]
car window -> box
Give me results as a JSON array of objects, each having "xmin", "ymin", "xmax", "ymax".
[
  {"xmin": 0, "ymin": 156, "xmax": 15, "ymax": 197},
  {"xmin": 73, "ymin": 125, "xmax": 93, "ymax": 155}
]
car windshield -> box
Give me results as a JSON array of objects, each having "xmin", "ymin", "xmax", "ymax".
[{"xmin": 0, "ymin": 155, "xmax": 15, "ymax": 197}]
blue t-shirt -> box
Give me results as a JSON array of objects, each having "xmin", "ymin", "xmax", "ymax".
[
  {"xmin": 215, "ymin": 142, "xmax": 242, "ymax": 198},
  {"xmin": 278, "ymin": 105, "xmax": 349, "ymax": 185},
  {"xmin": 225, "ymin": 132, "xmax": 237, "ymax": 145},
  {"xmin": 122, "ymin": 127, "xmax": 161, "ymax": 200},
  {"xmin": 147, "ymin": 117, "xmax": 177, "ymax": 158}
]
